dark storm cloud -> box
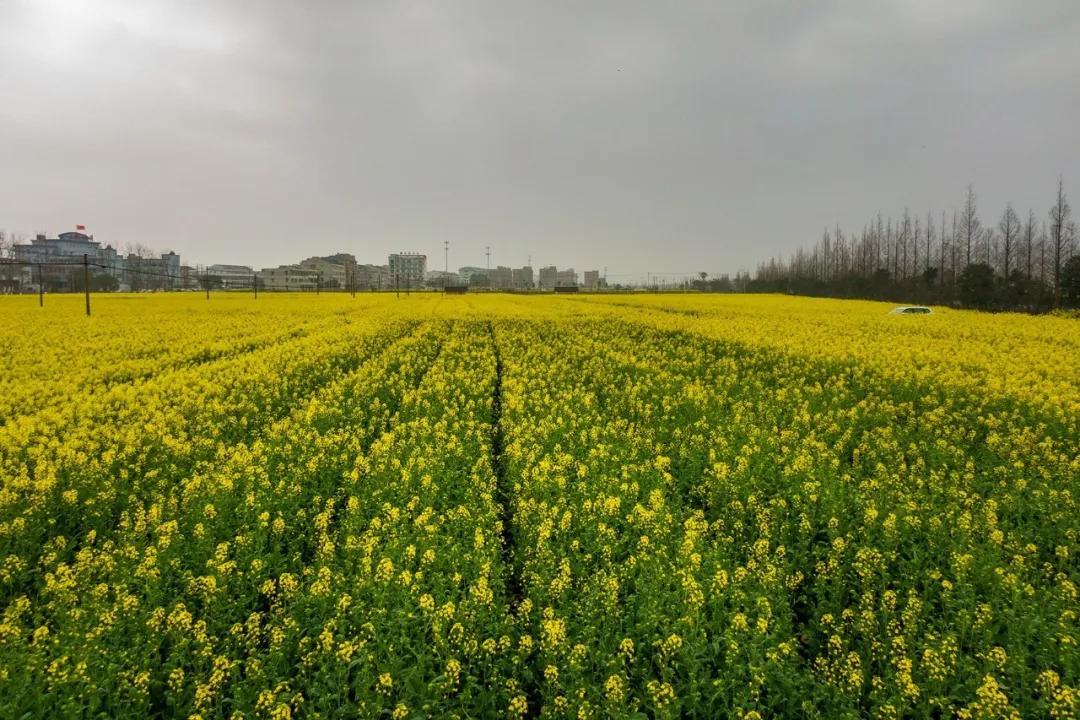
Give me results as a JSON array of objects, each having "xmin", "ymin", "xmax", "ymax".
[{"xmin": 2, "ymin": 1, "xmax": 1078, "ymax": 278}]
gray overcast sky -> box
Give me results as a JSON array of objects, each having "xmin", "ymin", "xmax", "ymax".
[{"xmin": 1, "ymin": 1, "xmax": 1078, "ymax": 279}]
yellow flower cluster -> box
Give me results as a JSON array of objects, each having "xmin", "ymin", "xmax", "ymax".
[{"xmin": 0, "ymin": 291, "xmax": 1076, "ymax": 718}]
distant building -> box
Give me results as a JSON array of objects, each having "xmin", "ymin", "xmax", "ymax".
[
  {"xmin": 257, "ymin": 264, "xmax": 319, "ymax": 291},
  {"xmin": 179, "ymin": 265, "xmax": 200, "ymax": 290},
  {"xmin": 389, "ymin": 252, "xmax": 427, "ymax": 284},
  {"xmin": 512, "ymin": 265, "xmax": 534, "ymax": 290},
  {"xmin": 490, "ymin": 266, "xmax": 513, "ymax": 290},
  {"xmin": 556, "ymin": 268, "xmax": 578, "ymax": 287},
  {"xmin": 312, "ymin": 254, "xmax": 358, "ymax": 288},
  {"xmin": 425, "ymin": 270, "xmax": 461, "ymax": 288},
  {"xmin": 457, "ymin": 266, "xmax": 488, "ymax": 285},
  {"xmin": 0, "ymin": 259, "xmax": 32, "ymax": 293},
  {"xmin": 316, "ymin": 253, "xmax": 357, "ymax": 272},
  {"xmin": 583, "ymin": 270, "xmax": 600, "ymax": 290},
  {"xmin": 355, "ymin": 264, "xmax": 390, "ymax": 290},
  {"xmin": 298, "ymin": 257, "xmax": 348, "ymax": 289},
  {"xmin": 538, "ymin": 265, "xmax": 558, "ymax": 290},
  {"xmin": 208, "ymin": 264, "xmax": 254, "ymax": 290},
  {"xmin": 126, "ymin": 251, "xmax": 180, "ymax": 291},
  {"xmin": 13, "ymin": 230, "xmax": 126, "ymax": 290}
]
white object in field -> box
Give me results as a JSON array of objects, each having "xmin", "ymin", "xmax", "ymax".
[{"xmin": 889, "ymin": 306, "xmax": 932, "ymax": 314}]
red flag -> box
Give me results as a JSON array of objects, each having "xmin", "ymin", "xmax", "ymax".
[{"xmin": 76, "ymin": 224, "xmax": 86, "ymax": 230}]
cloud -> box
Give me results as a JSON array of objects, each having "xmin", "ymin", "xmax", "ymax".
[{"xmin": 1, "ymin": 0, "xmax": 1078, "ymax": 277}]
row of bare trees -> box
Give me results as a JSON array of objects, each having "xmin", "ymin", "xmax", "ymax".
[{"xmin": 752, "ymin": 179, "xmax": 1080, "ymax": 310}]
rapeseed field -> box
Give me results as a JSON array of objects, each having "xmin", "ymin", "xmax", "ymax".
[{"xmin": 0, "ymin": 293, "xmax": 1077, "ymax": 718}]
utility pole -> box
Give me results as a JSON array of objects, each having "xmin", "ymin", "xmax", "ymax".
[
  {"xmin": 205, "ymin": 267, "xmax": 210, "ymax": 300},
  {"xmin": 317, "ymin": 272, "xmax": 321, "ymax": 295},
  {"xmin": 83, "ymin": 254, "xmax": 90, "ymax": 316},
  {"xmin": 37, "ymin": 263, "xmax": 43, "ymax": 307},
  {"xmin": 253, "ymin": 272, "xmax": 258, "ymax": 300},
  {"xmin": 485, "ymin": 245, "xmax": 491, "ymax": 271}
]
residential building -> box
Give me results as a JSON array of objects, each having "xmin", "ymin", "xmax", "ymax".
[
  {"xmin": 388, "ymin": 252, "xmax": 427, "ymax": 284},
  {"xmin": 583, "ymin": 270, "xmax": 600, "ymax": 290},
  {"xmin": 556, "ymin": 268, "xmax": 578, "ymax": 287},
  {"xmin": 208, "ymin": 264, "xmax": 255, "ymax": 290},
  {"xmin": 512, "ymin": 265, "xmax": 534, "ymax": 289},
  {"xmin": 257, "ymin": 264, "xmax": 319, "ymax": 291},
  {"xmin": 538, "ymin": 265, "xmax": 558, "ymax": 290},
  {"xmin": 490, "ymin": 265, "xmax": 513, "ymax": 290}
]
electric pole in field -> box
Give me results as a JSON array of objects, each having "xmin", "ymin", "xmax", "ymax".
[
  {"xmin": 485, "ymin": 245, "xmax": 491, "ymax": 271},
  {"xmin": 83, "ymin": 254, "xmax": 90, "ymax": 316}
]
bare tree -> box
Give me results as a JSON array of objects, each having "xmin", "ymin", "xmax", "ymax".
[
  {"xmin": 999, "ymin": 204, "xmax": 1020, "ymax": 281},
  {"xmin": 939, "ymin": 211, "xmax": 948, "ymax": 288},
  {"xmin": 125, "ymin": 242, "xmax": 154, "ymax": 259},
  {"xmin": 1023, "ymin": 209, "xmax": 1037, "ymax": 280},
  {"xmin": 912, "ymin": 214, "xmax": 921, "ymax": 281},
  {"xmin": 925, "ymin": 211, "xmax": 934, "ymax": 276},
  {"xmin": 899, "ymin": 210, "xmax": 912, "ymax": 281},
  {"xmin": 951, "ymin": 210, "xmax": 960, "ymax": 290},
  {"xmin": 960, "ymin": 184, "xmax": 980, "ymax": 267},
  {"xmin": 1039, "ymin": 223, "xmax": 1049, "ymax": 287},
  {"xmin": 1049, "ymin": 177, "xmax": 1072, "ymax": 306}
]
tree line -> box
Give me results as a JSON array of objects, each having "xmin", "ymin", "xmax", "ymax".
[{"xmin": 750, "ymin": 179, "xmax": 1080, "ymax": 311}]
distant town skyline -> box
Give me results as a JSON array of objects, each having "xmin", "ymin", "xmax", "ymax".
[
  {"xmin": 2, "ymin": 224, "xmax": 663, "ymax": 285},
  {"xmin": 2, "ymin": 2, "xmax": 1078, "ymax": 277}
]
